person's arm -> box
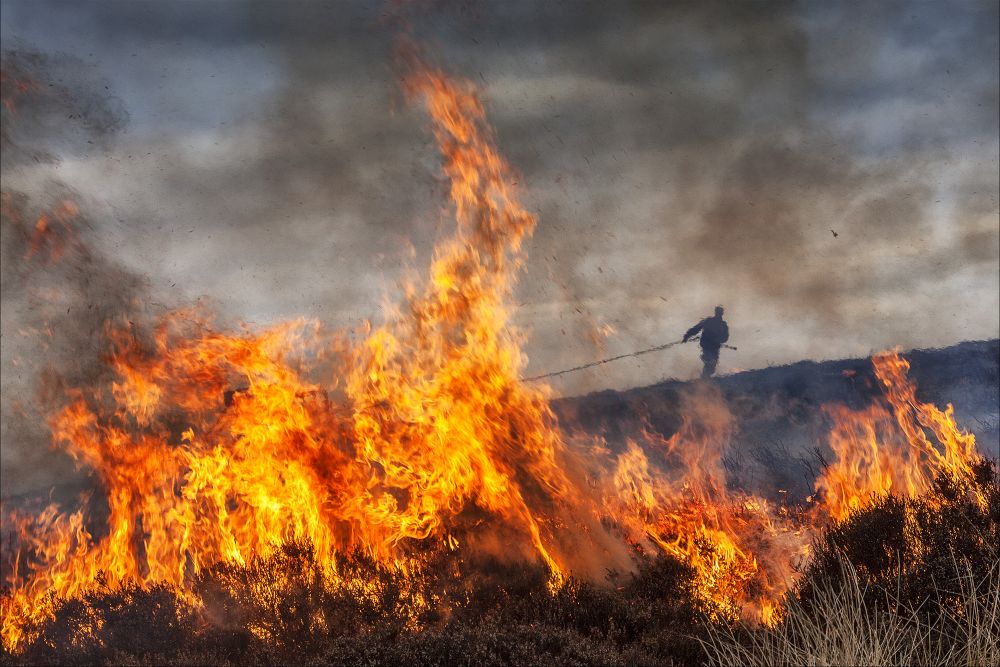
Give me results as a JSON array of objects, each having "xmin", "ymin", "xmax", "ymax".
[
  {"xmin": 720, "ymin": 322, "xmax": 729, "ymax": 343},
  {"xmin": 683, "ymin": 319, "xmax": 705, "ymax": 342}
]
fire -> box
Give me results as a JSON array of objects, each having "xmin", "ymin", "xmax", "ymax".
[
  {"xmin": 25, "ymin": 200, "xmax": 81, "ymax": 262},
  {"xmin": 1, "ymin": 195, "xmax": 82, "ymax": 266},
  {"xmin": 1, "ymin": 65, "xmax": 572, "ymax": 651},
  {"xmin": 605, "ymin": 384, "xmax": 811, "ymax": 625},
  {"xmin": 346, "ymin": 66, "xmax": 571, "ymax": 574},
  {"xmin": 0, "ymin": 57, "xmax": 988, "ymax": 652},
  {"xmin": 601, "ymin": 351, "xmax": 986, "ymax": 624},
  {"xmin": 815, "ymin": 350, "xmax": 985, "ymax": 522}
]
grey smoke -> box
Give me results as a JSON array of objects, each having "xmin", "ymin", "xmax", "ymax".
[
  {"xmin": 2, "ymin": 49, "xmax": 146, "ymax": 497},
  {"xmin": 0, "ymin": 1, "xmax": 997, "ymax": 495}
]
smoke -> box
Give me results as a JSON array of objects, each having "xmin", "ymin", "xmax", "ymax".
[
  {"xmin": 489, "ymin": 0, "xmax": 998, "ymax": 390},
  {"xmin": 2, "ymin": 1, "xmax": 994, "ymax": 394},
  {"xmin": 1, "ymin": 49, "xmax": 149, "ymax": 498},
  {"xmin": 0, "ymin": 1, "xmax": 997, "ymax": 496},
  {"xmin": 1, "ymin": 49, "xmax": 127, "ymax": 167}
]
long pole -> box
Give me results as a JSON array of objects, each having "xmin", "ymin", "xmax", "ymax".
[{"xmin": 521, "ymin": 336, "xmax": 737, "ymax": 382}]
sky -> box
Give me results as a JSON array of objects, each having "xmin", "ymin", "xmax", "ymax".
[{"xmin": 2, "ymin": 0, "xmax": 997, "ymax": 409}]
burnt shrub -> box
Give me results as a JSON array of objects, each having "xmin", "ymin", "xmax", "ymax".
[
  {"xmin": 309, "ymin": 622, "xmax": 665, "ymax": 667},
  {"xmin": 193, "ymin": 540, "xmax": 428, "ymax": 664},
  {"xmin": 299, "ymin": 551, "xmax": 708, "ymax": 667},
  {"xmin": 798, "ymin": 458, "xmax": 999, "ymax": 617},
  {"xmin": 17, "ymin": 581, "xmax": 198, "ymax": 666},
  {"xmin": 7, "ymin": 544, "xmax": 714, "ymax": 665},
  {"xmin": 432, "ymin": 552, "xmax": 707, "ymax": 664}
]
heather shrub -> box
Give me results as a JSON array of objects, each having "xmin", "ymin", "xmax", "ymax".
[
  {"xmin": 17, "ymin": 581, "xmax": 198, "ymax": 666},
  {"xmin": 8, "ymin": 546, "xmax": 708, "ymax": 666},
  {"xmin": 799, "ymin": 459, "xmax": 999, "ymax": 616},
  {"xmin": 192, "ymin": 540, "xmax": 432, "ymax": 664},
  {"xmin": 309, "ymin": 622, "xmax": 664, "ymax": 667},
  {"xmin": 703, "ymin": 557, "xmax": 1000, "ymax": 667},
  {"xmin": 10, "ymin": 463, "xmax": 996, "ymax": 666},
  {"xmin": 703, "ymin": 459, "xmax": 1000, "ymax": 667}
]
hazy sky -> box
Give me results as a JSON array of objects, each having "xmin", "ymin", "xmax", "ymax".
[{"xmin": 2, "ymin": 0, "xmax": 998, "ymax": 401}]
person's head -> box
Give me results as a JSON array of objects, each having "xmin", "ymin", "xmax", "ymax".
[{"xmin": 714, "ymin": 306, "xmax": 724, "ymax": 318}]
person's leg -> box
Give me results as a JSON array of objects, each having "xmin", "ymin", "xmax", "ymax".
[{"xmin": 701, "ymin": 348, "xmax": 719, "ymax": 378}]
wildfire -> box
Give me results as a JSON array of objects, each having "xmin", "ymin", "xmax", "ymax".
[
  {"xmin": 815, "ymin": 350, "xmax": 986, "ymax": 522},
  {"xmin": 0, "ymin": 59, "xmax": 988, "ymax": 652},
  {"xmin": 606, "ymin": 384, "xmax": 810, "ymax": 625},
  {"xmin": 24, "ymin": 200, "xmax": 81, "ymax": 262},
  {"xmin": 1, "ymin": 64, "xmax": 574, "ymax": 651}
]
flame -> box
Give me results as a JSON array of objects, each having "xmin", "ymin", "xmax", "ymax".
[
  {"xmin": 587, "ymin": 322, "xmax": 617, "ymax": 356},
  {"xmin": 346, "ymin": 67, "xmax": 571, "ymax": 574},
  {"xmin": 600, "ymin": 351, "xmax": 985, "ymax": 624},
  {"xmin": 25, "ymin": 200, "xmax": 81, "ymax": 262},
  {"xmin": 605, "ymin": 384, "xmax": 811, "ymax": 624},
  {"xmin": 1, "ymin": 66, "xmax": 571, "ymax": 650},
  {"xmin": 815, "ymin": 350, "xmax": 985, "ymax": 522},
  {"xmin": 0, "ymin": 58, "xmax": 988, "ymax": 652}
]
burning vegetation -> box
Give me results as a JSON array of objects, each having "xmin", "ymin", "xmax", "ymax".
[{"xmin": 1, "ymin": 54, "xmax": 997, "ymax": 666}]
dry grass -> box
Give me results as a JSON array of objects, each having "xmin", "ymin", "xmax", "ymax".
[
  {"xmin": 701, "ymin": 556, "xmax": 1000, "ymax": 667},
  {"xmin": 948, "ymin": 556, "xmax": 1000, "ymax": 667}
]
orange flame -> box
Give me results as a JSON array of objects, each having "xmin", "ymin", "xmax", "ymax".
[
  {"xmin": 605, "ymin": 384, "xmax": 811, "ymax": 624},
  {"xmin": 25, "ymin": 200, "xmax": 81, "ymax": 262},
  {"xmin": 815, "ymin": 350, "xmax": 985, "ymax": 522},
  {"xmin": 1, "ymin": 66, "xmax": 572, "ymax": 650}
]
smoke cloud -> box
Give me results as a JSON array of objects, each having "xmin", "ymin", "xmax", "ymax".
[
  {"xmin": 1, "ymin": 1, "xmax": 997, "ymax": 495},
  {"xmin": 2, "ymin": 49, "xmax": 149, "ymax": 497}
]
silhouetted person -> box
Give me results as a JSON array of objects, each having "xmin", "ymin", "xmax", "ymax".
[{"xmin": 682, "ymin": 306, "xmax": 729, "ymax": 378}]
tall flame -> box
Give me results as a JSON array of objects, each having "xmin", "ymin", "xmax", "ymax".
[{"xmin": 1, "ymin": 65, "xmax": 572, "ymax": 651}]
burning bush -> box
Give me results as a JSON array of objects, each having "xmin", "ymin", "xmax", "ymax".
[
  {"xmin": 801, "ymin": 459, "xmax": 999, "ymax": 620},
  {"xmin": 4, "ymin": 547, "xmax": 708, "ymax": 666},
  {"xmin": 6, "ymin": 465, "xmax": 998, "ymax": 667},
  {"xmin": 703, "ymin": 463, "xmax": 1000, "ymax": 667}
]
